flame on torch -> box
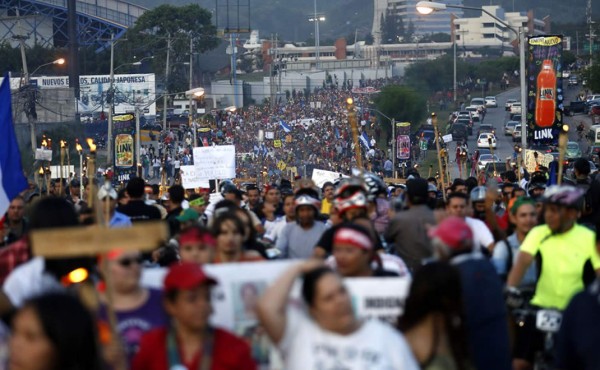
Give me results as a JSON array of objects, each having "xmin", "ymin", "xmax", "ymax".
[{"xmin": 86, "ymin": 138, "xmax": 96, "ymax": 153}]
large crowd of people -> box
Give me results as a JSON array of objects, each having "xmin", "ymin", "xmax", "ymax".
[{"xmin": 1, "ymin": 150, "xmax": 600, "ymax": 369}]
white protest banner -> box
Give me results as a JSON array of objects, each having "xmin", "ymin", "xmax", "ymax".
[
  {"xmin": 142, "ymin": 261, "xmax": 411, "ymax": 368},
  {"xmin": 311, "ymin": 168, "xmax": 348, "ymax": 188},
  {"xmin": 265, "ymin": 131, "xmax": 275, "ymax": 140},
  {"xmin": 524, "ymin": 149, "xmax": 554, "ymax": 173},
  {"xmin": 180, "ymin": 165, "xmax": 210, "ymax": 189},
  {"xmin": 442, "ymin": 134, "xmax": 453, "ymax": 143},
  {"xmin": 35, "ymin": 149, "xmax": 52, "ymax": 161},
  {"xmin": 193, "ymin": 145, "xmax": 236, "ymax": 180},
  {"xmin": 49, "ymin": 165, "xmax": 75, "ymax": 179}
]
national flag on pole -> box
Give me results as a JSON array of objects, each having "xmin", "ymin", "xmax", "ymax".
[
  {"xmin": 0, "ymin": 74, "xmax": 28, "ymax": 215},
  {"xmin": 279, "ymin": 120, "xmax": 292, "ymax": 133},
  {"xmin": 359, "ymin": 131, "xmax": 371, "ymax": 149}
]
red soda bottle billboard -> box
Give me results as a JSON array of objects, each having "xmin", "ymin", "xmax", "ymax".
[{"xmin": 535, "ymin": 59, "xmax": 556, "ymax": 127}]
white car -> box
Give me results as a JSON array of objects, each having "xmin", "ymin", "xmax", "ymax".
[
  {"xmin": 477, "ymin": 133, "xmax": 497, "ymax": 149},
  {"xmin": 477, "ymin": 154, "xmax": 500, "ymax": 170},
  {"xmin": 465, "ymin": 106, "xmax": 480, "ymax": 121},
  {"xmin": 505, "ymin": 98, "xmax": 517, "ymax": 111},
  {"xmin": 485, "ymin": 96, "xmax": 498, "ymax": 108},
  {"xmin": 510, "ymin": 102, "xmax": 522, "ymax": 116}
]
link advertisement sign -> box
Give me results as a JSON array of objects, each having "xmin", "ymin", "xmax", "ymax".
[
  {"xmin": 526, "ymin": 35, "xmax": 564, "ymax": 145},
  {"xmin": 113, "ymin": 114, "xmax": 137, "ymax": 183}
]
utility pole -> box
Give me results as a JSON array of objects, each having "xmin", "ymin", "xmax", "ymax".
[
  {"xmin": 188, "ymin": 37, "xmax": 197, "ymax": 148},
  {"xmin": 314, "ymin": 0, "xmax": 320, "ymax": 68},
  {"xmin": 163, "ymin": 33, "xmax": 171, "ymax": 132},
  {"xmin": 12, "ymin": 10, "xmax": 35, "ymax": 153},
  {"xmin": 269, "ymin": 34, "xmax": 275, "ymax": 110},
  {"xmin": 107, "ymin": 33, "xmax": 115, "ymax": 166}
]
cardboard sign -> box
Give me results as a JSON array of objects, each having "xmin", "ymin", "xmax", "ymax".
[
  {"xmin": 180, "ymin": 165, "xmax": 210, "ymax": 189},
  {"xmin": 311, "ymin": 169, "xmax": 348, "ymax": 188},
  {"xmin": 193, "ymin": 145, "xmax": 236, "ymax": 180},
  {"xmin": 35, "ymin": 149, "xmax": 52, "ymax": 161},
  {"xmin": 442, "ymin": 134, "xmax": 453, "ymax": 143}
]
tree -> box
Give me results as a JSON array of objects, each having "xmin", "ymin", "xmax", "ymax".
[
  {"xmin": 380, "ymin": 10, "xmax": 405, "ymax": 44},
  {"xmin": 405, "ymin": 20, "xmax": 415, "ymax": 43},
  {"xmin": 374, "ymin": 85, "xmax": 427, "ymax": 136},
  {"xmin": 124, "ymin": 4, "xmax": 220, "ymax": 94}
]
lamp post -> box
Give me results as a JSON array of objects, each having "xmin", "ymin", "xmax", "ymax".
[
  {"xmin": 369, "ymin": 108, "xmax": 396, "ymax": 177},
  {"xmin": 185, "ymin": 88, "xmax": 205, "ymax": 148},
  {"xmin": 416, "ymin": 1, "xmax": 527, "ymax": 162},
  {"xmin": 27, "ymin": 58, "xmax": 66, "ymax": 153},
  {"xmin": 309, "ymin": 0, "xmax": 325, "ymax": 69}
]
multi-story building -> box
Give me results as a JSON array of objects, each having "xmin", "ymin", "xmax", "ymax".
[{"xmin": 372, "ymin": 0, "xmax": 464, "ymax": 44}]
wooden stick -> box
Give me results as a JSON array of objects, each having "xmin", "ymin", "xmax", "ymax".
[{"xmin": 432, "ymin": 113, "xmax": 446, "ymax": 202}]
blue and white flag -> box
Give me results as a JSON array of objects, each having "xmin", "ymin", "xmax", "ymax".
[
  {"xmin": 359, "ymin": 131, "xmax": 371, "ymax": 149},
  {"xmin": 279, "ymin": 120, "xmax": 292, "ymax": 133},
  {"xmin": 0, "ymin": 74, "xmax": 28, "ymax": 215}
]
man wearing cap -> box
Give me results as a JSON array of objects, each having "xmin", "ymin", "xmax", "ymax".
[
  {"xmin": 176, "ymin": 208, "xmax": 199, "ymax": 230},
  {"xmin": 429, "ymin": 217, "xmax": 511, "ymax": 370},
  {"xmin": 66, "ymin": 179, "xmax": 86, "ymax": 213},
  {"xmin": 98, "ymin": 183, "xmax": 132, "ymax": 228},
  {"xmin": 385, "ymin": 178, "xmax": 436, "ymax": 272},
  {"xmin": 132, "ymin": 263, "xmax": 256, "ymax": 370}
]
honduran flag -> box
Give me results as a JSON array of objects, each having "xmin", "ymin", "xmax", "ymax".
[
  {"xmin": 0, "ymin": 74, "xmax": 28, "ymax": 215},
  {"xmin": 279, "ymin": 120, "xmax": 292, "ymax": 133},
  {"xmin": 359, "ymin": 131, "xmax": 371, "ymax": 149}
]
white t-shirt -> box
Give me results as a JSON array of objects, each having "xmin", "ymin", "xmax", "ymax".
[
  {"xmin": 3, "ymin": 257, "xmax": 64, "ymax": 307},
  {"xmin": 279, "ymin": 307, "xmax": 419, "ymax": 370},
  {"xmin": 465, "ymin": 217, "xmax": 495, "ymax": 250}
]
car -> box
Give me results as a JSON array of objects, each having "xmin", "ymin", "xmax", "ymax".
[
  {"xmin": 586, "ymin": 95, "xmax": 600, "ymax": 102},
  {"xmin": 566, "ymin": 160, "xmax": 598, "ymax": 179},
  {"xmin": 477, "ymin": 153, "xmax": 500, "ymax": 170},
  {"xmin": 565, "ymin": 101, "xmax": 586, "ymax": 116},
  {"xmin": 465, "ymin": 106, "xmax": 480, "ymax": 121},
  {"xmin": 512, "ymin": 125, "xmax": 522, "ymax": 142},
  {"xmin": 479, "ymin": 123, "xmax": 495, "ymax": 136},
  {"xmin": 477, "ymin": 133, "xmax": 497, "ymax": 149},
  {"xmin": 563, "ymin": 70, "xmax": 571, "ymax": 79},
  {"xmin": 505, "ymin": 99, "xmax": 517, "ymax": 111},
  {"xmin": 589, "ymin": 144, "xmax": 600, "ymax": 164},
  {"xmin": 510, "ymin": 102, "xmax": 522, "ymax": 117},
  {"xmin": 568, "ymin": 75, "xmax": 578, "ymax": 86},
  {"xmin": 591, "ymin": 105, "xmax": 600, "ymax": 116},
  {"xmin": 450, "ymin": 122, "xmax": 468, "ymax": 142},
  {"xmin": 566, "ymin": 141, "xmax": 582, "ymax": 159},
  {"xmin": 504, "ymin": 120, "xmax": 519, "ymax": 136},
  {"xmin": 456, "ymin": 118, "xmax": 473, "ymax": 135},
  {"xmin": 485, "ymin": 96, "xmax": 498, "ymax": 108},
  {"xmin": 483, "ymin": 161, "xmax": 508, "ymax": 181},
  {"xmin": 471, "ymin": 98, "xmax": 486, "ymax": 108},
  {"xmin": 478, "ymin": 148, "xmax": 491, "ymax": 156},
  {"xmin": 512, "ymin": 114, "xmax": 522, "ymax": 123},
  {"xmin": 416, "ymin": 128, "xmax": 436, "ymax": 148}
]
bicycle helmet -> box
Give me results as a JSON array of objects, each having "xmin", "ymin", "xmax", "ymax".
[
  {"xmin": 334, "ymin": 178, "xmax": 368, "ymax": 214},
  {"xmin": 363, "ymin": 172, "xmax": 387, "ymax": 202},
  {"xmin": 541, "ymin": 185, "xmax": 585, "ymax": 210},
  {"xmin": 294, "ymin": 195, "xmax": 321, "ymax": 213},
  {"xmin": 527, "ymin": 181, "xmax": 547, "ymax": 198},
  {"xmin": 470, "ymin": 186, "xmax": 487, "ymax": 203}
]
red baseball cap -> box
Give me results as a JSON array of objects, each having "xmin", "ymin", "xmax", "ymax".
[
  {"xmin": 164, "ymin": 263, "xmax": 217, "ymax": 292},
  {"xmin": 428, "ymin": 217, "xmax": 473, "ymax": 250}
]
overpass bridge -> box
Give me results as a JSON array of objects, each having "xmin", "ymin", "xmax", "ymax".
[{"xmin": 0, "ymin": 0, "xmax": 147, "ymax": 51}]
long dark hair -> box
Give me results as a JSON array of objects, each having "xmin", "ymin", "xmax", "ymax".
[
  {"xmin": 398, "ymin": 262, "xmax": 470, "ymax": 370},
  {"xmin": 18, "ymin": 293, "xmax": 102, "ymax": 370},
  {"xmin": 301, "ymin": 266, "xmax": 337, "ymax": 307}
]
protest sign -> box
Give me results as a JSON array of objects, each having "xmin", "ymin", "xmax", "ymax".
[
  {"xmin": 35, "ymin": 149, "xmax": 52, "ymax": 161},
  {"xmin": 442, "ymin": 134, "xmax": 453, "ymax": 143},
  {"xmin": 180, "ymin": 165, "xmax": 210, "ymax": 189},
  {"xmin": 524, "ymin": 149, "xmax": 555, "ymax": 173},
  {"xmin": 141, "ymin": 261, "xmax": 411, "ymax": 367},
  {"xmin": 193, "ymin": 145, "xmax": 236, "ymax": 180},
  {"xmin": 311, "ymin": 168, "xmax": 348, "ymax": 188},
  {"xmin": 273, "ymin": 140, "xmax": 282, "ymax": 148},
  {"xmin": 265, "ymin": 131, "xmax": 275, "ymax": 140},
  {"xmin": 49, "ymin": 165, "xmax": 74, "ymax": 179}
]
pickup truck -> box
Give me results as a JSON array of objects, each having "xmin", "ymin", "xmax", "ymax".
[{"xmin": 510, "ymin": 102, "xmax": 522, "ymax": 118}]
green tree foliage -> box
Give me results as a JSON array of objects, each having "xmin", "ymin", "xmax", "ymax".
[
  {"xmin": 374, "ymin": 85, "xmax": 427, "ymax": 134},
  {"xmin": 0, "ymin": 43, "xmax": 68, "ymax": 77},
  {"xmin": 124, "ymin": 4, "xmax": 220, "ymax": 94},
  {"xmin": 380, "ymin": 10, "xmax": 405, "ymax": 44}
]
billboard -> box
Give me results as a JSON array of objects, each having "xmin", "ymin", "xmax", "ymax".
[
  {"xmin": 112, "ymin": 114, "xmax": 137, "ymax": 183},
  {"xmin": 28, "ymin": 74, "xmax": 156, "ymax": 116},
  {"xmin": 395, "ymin": 121, "xmax": 411, "ymax": 160},
  {"xmin": 526, "ymin": 35, "xmax": 563, "ymax": 145}
]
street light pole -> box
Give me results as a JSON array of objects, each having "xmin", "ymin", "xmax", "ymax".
[
  {"xmin": 188, "ymin": 37, "xmax": 197, "ymax": 148},
  {"xmin": 314, "ymin": 0, "xmax": 320, "ymax": 69},
  {"xmin": 163, "ymin": 33, "xmax": 171, "ymax": 132},
  {"xmin": 107, "ymin": 33, "xmax": 115, "ymax": 167},
  {"xmin": 453, "ymin": 41, "xmax": 457, "ymax": 104}
]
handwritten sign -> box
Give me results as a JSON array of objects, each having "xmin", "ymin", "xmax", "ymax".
[
  {"xmin": 180, "ymin": 165, "xmax": 210, "ymax": 189},
  {"xmin": 193, "ymin": 145, "xmax": 236, "ymax": 180},
  {"xmin": 273, "ymin": 140, "xmax": 282, "ymax": 148},
  {"xmin": 524, "ymin": 149, "xmax": 555, "ymax": 173},
  {"xmin": 35, "ymin": 149, "xmax": 52, "ymax": 161},
  {"xmin": 442, "ymin": 134, "xmax": 453, "ymax": 143},
  {"xmin": 265, "ymin": 131, "xmax": 275, "ymax": 140}
]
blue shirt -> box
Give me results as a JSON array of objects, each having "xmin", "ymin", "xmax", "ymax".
[{"xmin": 110, "ymin": 211, "xmax": 132, "ymax": 228}]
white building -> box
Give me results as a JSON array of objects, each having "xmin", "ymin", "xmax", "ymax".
[
  {"xmin": 372, "ymin": 0, "xmax": 464, "ymax": 44},
  {"xmin": 452, "ymin": 6, "xmax": 549, "ymax": 52}
]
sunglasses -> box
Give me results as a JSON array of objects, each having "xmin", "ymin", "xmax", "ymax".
[{"xmin": 117, "ymin": 256, "xmax": 144, "ymax": 267}]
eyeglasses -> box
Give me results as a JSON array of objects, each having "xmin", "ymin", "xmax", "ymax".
[{"xmin": 117, "ymin": 256, "xmax": 144, "ymax": 267}]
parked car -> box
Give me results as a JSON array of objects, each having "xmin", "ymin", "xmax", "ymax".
[
  {"xmin": 565, "ymin": 141, "xmax": 582, "ymax": 160},
  {"xmin": 504, "ymin": 120, "xmax": 519, "ymax": 136},
  {"xmin": 477, "ymin": 133, "xmax": 497, "ymax": 149},
  {"xmin": 485, "ymin": 96, "xmax": 498, "ymax": 108},
  {"xmin": 477, "ymin": 154, "xmax": 500, "ymax": 170},
  {"xmin": 512, "ymin": 125, "xmax": 522, "ymax": 142},
  {"xmin": 505, "ymin": 99, "xmax": 517, "ymax": 111}
]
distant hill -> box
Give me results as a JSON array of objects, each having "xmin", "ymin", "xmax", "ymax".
[{"xmin": 128, "ymin": 0, "xmax": 596, "ymax": 42}]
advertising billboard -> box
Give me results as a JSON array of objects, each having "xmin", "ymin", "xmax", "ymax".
[
  {"xmin": 395, "ymin": 121, "xmax": 411, "ymax": 160},
  {"xmin": 29, "ymin": 74, "xmax": 157, "ymax": 116},
  {"xmin": 526, "ymin": 35, "xmax": 564, "ymax": 145},
  {"xmin": 112, "ymin": 113, "xmax": 137, "ymax": 183}
]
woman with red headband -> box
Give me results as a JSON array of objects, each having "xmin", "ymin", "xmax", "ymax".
[{"xmin": 178, "ymin": 225, "xmax": 216, "ymax": 265}]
